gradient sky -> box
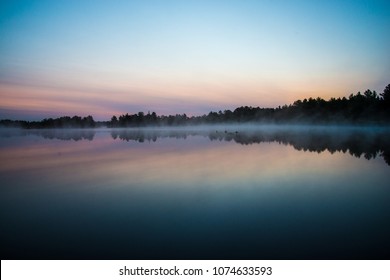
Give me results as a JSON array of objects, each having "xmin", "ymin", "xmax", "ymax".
[{"xmin": 1, "ymin": 0, "xmax": 389, "ymax": 120}]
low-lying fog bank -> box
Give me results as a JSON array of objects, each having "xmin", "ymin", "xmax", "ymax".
[{"xmin": 1, "ymin": 125, "xmax": 390, "ymax": 166}]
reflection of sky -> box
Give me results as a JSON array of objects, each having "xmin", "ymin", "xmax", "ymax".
[
  {"xmin": 1, "ymin": 0, "xmax": 390, "ymax": 120},
  {"xmin": 1, "ymin": 131, "xmax": 390, "ymax": 259},
  {"xmin": 1, "ymin": 131, "xmax": 388, "ymax": 193}
]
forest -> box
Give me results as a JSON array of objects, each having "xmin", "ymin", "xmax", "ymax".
[
  {"xmin": 0, "ymin": 115, "xmax": 96, "ymax": 129},
  {"xmin": 1, "ymin": 84, "xmax": 389, "ymax": 128}
]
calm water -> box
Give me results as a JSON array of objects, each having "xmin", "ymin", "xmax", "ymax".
[{"xmin": 1, "ymin": 126, "xmax": 389, "ymax": 259}]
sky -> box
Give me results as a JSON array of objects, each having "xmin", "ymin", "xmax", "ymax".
[{"xmin": 1, "ymin": 0, "xmax": 389, "ymax": 120}]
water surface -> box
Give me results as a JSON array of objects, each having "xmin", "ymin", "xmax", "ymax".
[{"xmin": 1, "ymin": 126, "xmax": 389, "ymax": 259}]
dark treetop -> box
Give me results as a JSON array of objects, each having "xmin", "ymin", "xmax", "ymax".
[{"xmin": 1, "ymin": 84, "xmax": 390, "ymax": 128}]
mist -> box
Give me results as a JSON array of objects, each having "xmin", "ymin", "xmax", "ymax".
[{"xmin": 2, "ymin": 125, "xmax": 389, "ymax": 166}]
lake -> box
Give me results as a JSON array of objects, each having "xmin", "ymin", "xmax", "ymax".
[{"xmin": 1, "ymin": 126, "xmax": 389, "ymax": 259}]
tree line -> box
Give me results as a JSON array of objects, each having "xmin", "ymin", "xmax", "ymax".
[
  {"xmin": 0, "ymin": 115, "xmax": 96, "ymax": 129},
  {"xmin": 109, "ymin": 84, "xmax": 390, "ymax": 126},
  {"xmin": 1, "ymin": 84, "xmax": 389, "ymax": 128}
]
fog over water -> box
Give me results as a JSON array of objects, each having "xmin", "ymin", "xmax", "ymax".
[
  {"xmin": 2, "ymin": 125, "xmax": 389, "ymax": 166},
  {"xmin": 1, "ymin": 126, "xmax": 389, "ymax": 259}
]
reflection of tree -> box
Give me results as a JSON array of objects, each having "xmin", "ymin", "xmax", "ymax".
[
  {"xmin": 382, "ymin": 151, "xmax": 390, "ymax": 166},
  {"xmin": 112, "ymin": 128, "xmax": 390, "ymax": 166},
  {"xmin": 221, "ymin": 129, "xmax": 390, "ymax": 164},
  {"xmin": 27, "ymin": 130, "xmax": 95, "ymax": 141},
  {"xmin": 11, "ymin": 127, "xmax": 390, "ymax": 166},
  {"xmin": 110, "ymin": 129, "xmax": 192, "ymax": 142}
]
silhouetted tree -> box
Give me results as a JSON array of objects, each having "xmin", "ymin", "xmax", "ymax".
[
  {"xmin": 381, "ymin": 84, "xmax": 390, "ymax": 107},
  {"xmin": 110, "ymin": 115, "xmax": 118, "ymax": 127},
  {"xmin": 2, "ymin": 84, "xmax": 390, "ymax": 128}
]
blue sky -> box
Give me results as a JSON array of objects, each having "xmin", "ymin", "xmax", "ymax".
[{"xmin": 1, "ymin": 0, "xmax": 389, "ymax": 120}]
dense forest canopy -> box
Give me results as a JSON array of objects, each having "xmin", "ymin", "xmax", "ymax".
[{"xmin": 1, "ymin": 84, "xmax": 389, "ymax": 128}]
